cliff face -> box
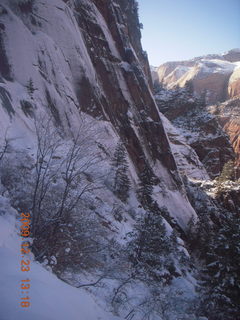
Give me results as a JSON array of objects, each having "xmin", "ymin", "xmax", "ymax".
[
  {"xmin": 74, "ymin": 0, "xmax": 175, "ymax": 175},
  {"xmin": 0, "ymin": 0, "xmax": 201, "ymax": 232}
]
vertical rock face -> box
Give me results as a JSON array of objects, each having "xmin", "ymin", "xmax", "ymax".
[{"xmin": 74, "ymin": 0, "xmax": 170, "ymax": 172}]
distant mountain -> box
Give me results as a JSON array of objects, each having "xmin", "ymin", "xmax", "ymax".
[{"xmin": 153, "ymin": 49, "xmax": 240, "ymax": 105}]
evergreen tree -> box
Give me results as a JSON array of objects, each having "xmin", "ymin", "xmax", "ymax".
[
  {"xmin": 111, "ymin": 142, "xmax": 131, "ymax": 202},
  {"xmin": 15, "ymin": 0, "xmax": 34, "ymax": 13},
  {"xmin": 26, "ymin": 77, "xmax": 36, "ymax": 97},
  {"xmin": 128, "ymin": 211, "xmax": 179, "ymax": 283},
  {"xmin": 198, "ymin": 89, "xmax": 207, "ymax": 107},
  {"xmin": 199, "ymin": 210, "xmax": 240, "ymax": 320},
  {"xmin": 185, "ymin": 79, "xmax": 194, "ymax": 95},
  {"xmin": 187, "ymin": 209, "xmax": 213, "ymax": 259},
  {"xmin": 217, "ymin": 160, "xmax": 235, "ymax": 184},
  {"xmin": 137, "ymin": 163, "xmax": 155, "ymax": 208}
]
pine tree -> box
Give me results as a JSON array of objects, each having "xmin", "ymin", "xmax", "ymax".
[
  {"xmin": 199, "ymin": 210, "xmax": 240, "ymax": 320},
  {"xmin": 26, "ymin": 78, "xmax": 36, "ymax": 97},
  {"xmin": 137, "ymin": 163, "xmax": 155, "ymax": 208},
  {"xmin": 185, "ymin": 79, "xmax": 194, "ymax": 95},
  {"xmin": 111, "ymin": 142, "xmax": 131, "ymax": 202},
  {"xmin": 15, "ymin": 0, "xmax": 34, "ymax": 13},
  {"xmin": 217, "ymin": 160, "xmax": 235, "ymax": 184},
  {"xmin": 128, "ymin": 211, "xmax": 178, "ymax": 283}
]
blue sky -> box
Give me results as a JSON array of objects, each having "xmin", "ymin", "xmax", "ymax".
[{"xmin": 138, "ymin": 0, "xmax": 240, "ymax": 66}]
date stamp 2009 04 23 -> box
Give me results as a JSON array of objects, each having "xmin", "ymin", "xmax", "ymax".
[{"xmin": 20, "ymin": 212, "xmax": 31, "ymax": 308}]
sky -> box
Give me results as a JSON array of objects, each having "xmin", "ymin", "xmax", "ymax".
[{"xmin": 138, "ymin": 0, "xmax": 240, "ymax": 66}]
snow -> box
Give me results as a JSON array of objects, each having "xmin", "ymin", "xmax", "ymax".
[
  {"xmin": 0, "ymin": 81, "xmax": 36, "ymax": 150},
  {"xmin": 150, "ymin": 66, "xmax": 158, "ymax": 72},
  {"xmin": 161, "ymin": 115, "xmax": 210, "ymax": 181},
  {"xmin": 120, "ymin": 62, "xmax": 132, "ymax": 72},
  {"xmin": 229, "ymin": 63, "xmax": 240, "ymax": 83},
  {"xmin": 164, "ymin": 65, "xmax": 191, "ymax": 84},
  {"xmin": 223, "ymin": 48, "xmax": 240, "ymax": 54},
  {"xmin": 157, "ymin": 55, "xmax": 239, "ymax": 91},
  {"xmin": 151, "ymin": 160, "xmax": 198, "ymax": 229},
  {"xmin": 0, "ymin": 204, "xmax": 121, "ymax": 320},
  {"xmin": 153, "ymin": 185, "xmax": 197, "ymax": 229},
  {"xmin": 199, "ymin": 59, "xmax": 236, "ymax": 75},
  {"xmin": 174, "ymin": 59, "xmax": 236, "ymax": 86}
]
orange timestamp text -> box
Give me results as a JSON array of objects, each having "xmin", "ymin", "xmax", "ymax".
[{"xmin": 20, "ymin": 212, "xmax": 31, "ymax": 308}]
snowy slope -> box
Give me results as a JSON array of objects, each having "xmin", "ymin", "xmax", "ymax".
[
  {"xmin": 174, "ymin": 59, "xmax": 235, "ymax": 86},
  {"xmin": 0, "ymin": 204, "xmax": 121, "ymax": 320},
  {"xmin": 161, "ymin": 115, "xmax": 210, "ymax": 181}
]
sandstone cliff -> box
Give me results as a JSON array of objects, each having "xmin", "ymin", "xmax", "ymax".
[{"xmin": 154, "ymin": 50, "xmax": 240, "ymax": 105}]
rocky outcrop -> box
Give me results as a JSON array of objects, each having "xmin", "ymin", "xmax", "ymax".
[
  {"xmin": 217, "ymin": 187, "xmax": 240, "ymax": 214},
  {"xmin": 223, "ymin": 120, "xmax": 240, "ymax": 166},
  {"xmin": 161, "ymin": 115, "xmax": 210, "ymax": 181}
]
